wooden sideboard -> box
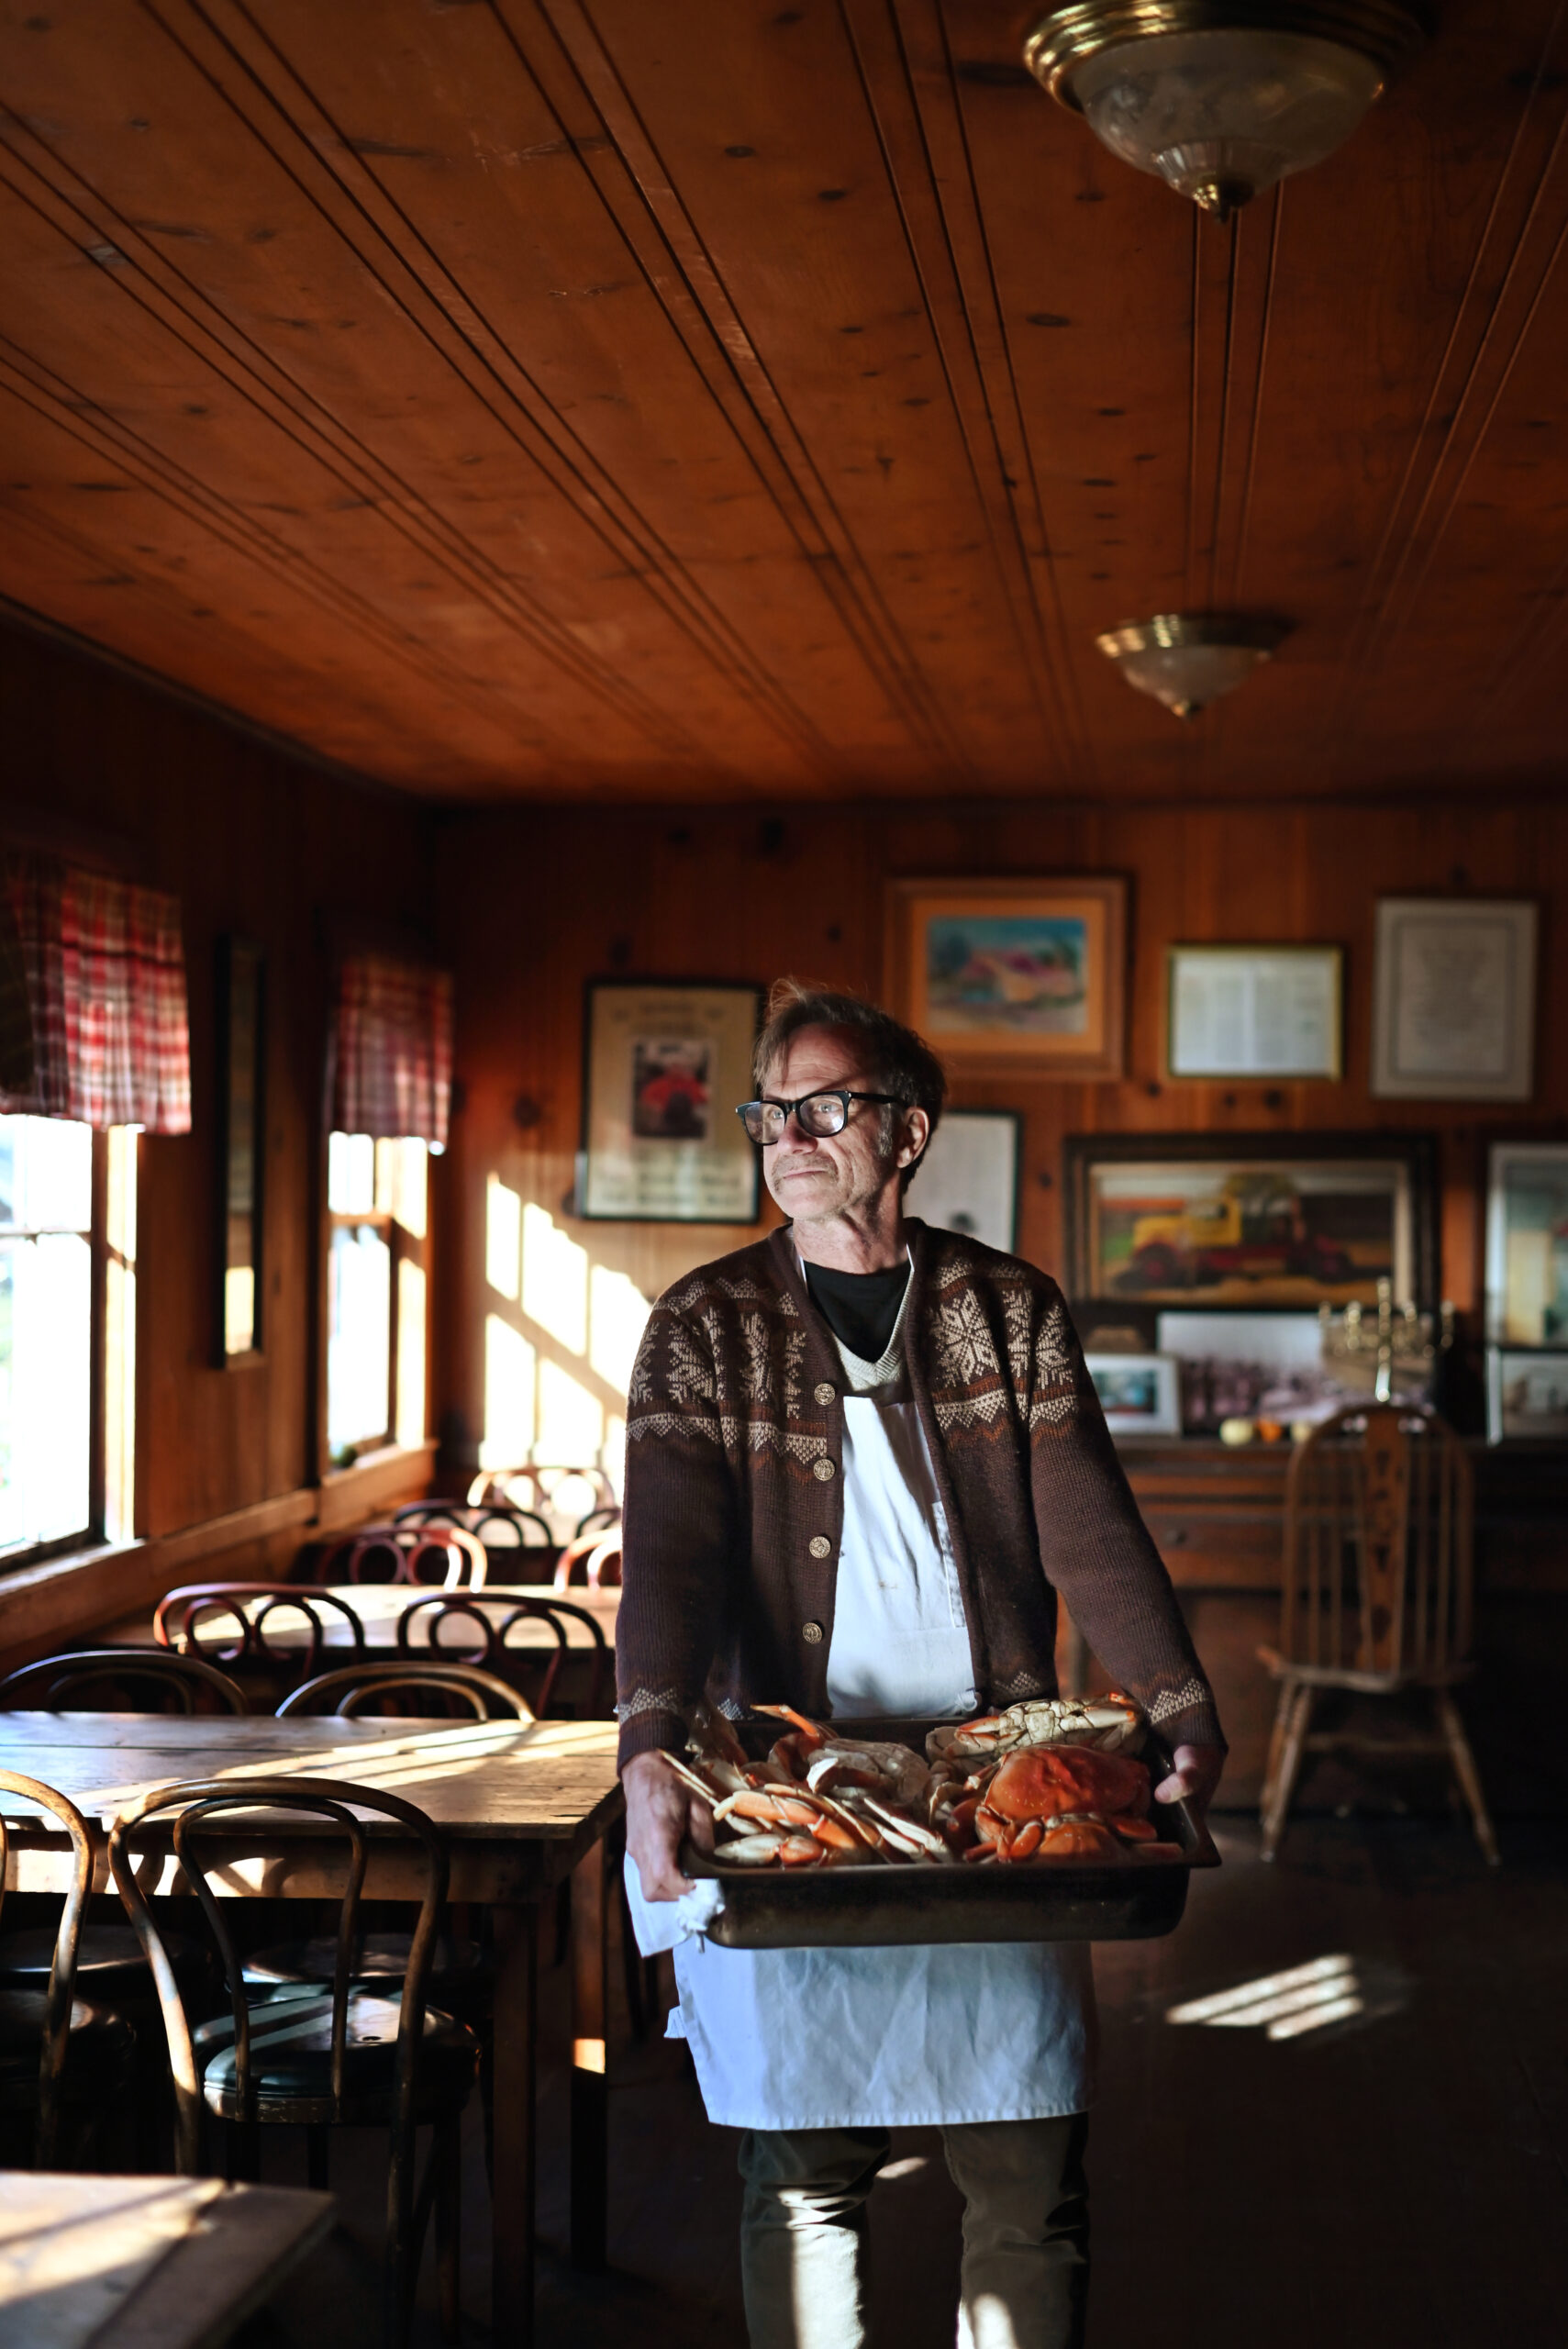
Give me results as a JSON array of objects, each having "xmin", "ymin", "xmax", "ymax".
[{"xmin": 1097, "ymin": 1441, "xmax": 1568, "ymax": 1814}]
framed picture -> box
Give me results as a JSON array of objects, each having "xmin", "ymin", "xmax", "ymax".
[
  {"xmin": 215, "ymin": 935, "xmax": 265, "ymax": 1365},
  {"xmin": 1487, "ymin": 1348, "xmax": 1568, "ymax": 1442},
  {"xmin": 1372, "ymin": 898, "xmax": 1538, "ymax": 1101},
  {"xmin": 576, "ymin": 979, "xmax": 762, "ymax": 1223},
  {"xmin": 1166, "ymin": 945, "xmax": 1341, "ymax": 1080},
  {"xmin": 1084, "ymin": 1352, "xmax": 1182, "ymax": 1438},
  {"xmin": 1485, "ymin": 1141, "xmax": 1568, "ymax": 1347},
  {"xmin": 1063, "ymin": 1131, "xmax": 1438, "ymax": 1311},
  {"xmin": 1155, "ymin": 1308, "xmax": 1357, "ymax": 1431},
  {"xmin": 884, "ymin": 876, "xmax": 1126, "ymax": 1076},
  {"xmin": 911, "ymin": 1108, "xmax": 1021, "ymax": 1252}
]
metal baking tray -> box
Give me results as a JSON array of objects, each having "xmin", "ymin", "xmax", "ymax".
[{"xmin": 680, "ymin": 1719, "xmax": 1219, "ymax": 1949}]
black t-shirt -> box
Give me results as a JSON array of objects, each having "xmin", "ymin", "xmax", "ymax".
[{"xmin": 803, "ymin": 1256, "xmax": 911, "ymax": 1364}]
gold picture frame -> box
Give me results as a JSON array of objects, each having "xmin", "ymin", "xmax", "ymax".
[{"xmin": 884, "ymin": 876, "xmax": 1127, "ymax": 1077}]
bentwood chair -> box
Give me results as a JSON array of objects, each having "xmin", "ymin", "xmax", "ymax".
[
  {"xmin": 332, "ymin": 1524, "xmax": 490, "ymax": 1592},
  {"xmin": 111, "ymin": 1777, "xmax": 479, "ymax": 2349},
  {"xmin": 393, "ymin": 1499, "xmax": 557, "ymax": 1574},
  {"xmin": 1259, "ymin": 1403, "xmax": 1499, "ymax": 1865},
  {"xmin": 552, "ymin": 1532, "xmax": 622, "ymax": 1591},
  {"xmin": 393, "ymin": 1593, "xmax": 576, "ymax": 1715},
  {"xmin": 0, "ymin": 1771, "xmax": 137, "ymax": 2169},
  {"xmin": 0, "ymin": 1648, "xmax": 248, "ymax": 1716},
  {"xmin": 155, "ymin": 1584, "xmax": 367, "ymax": 1683},
  {"xmin": 275, "ymin": 1660, "xmax": 532, "ymax": 1723}
]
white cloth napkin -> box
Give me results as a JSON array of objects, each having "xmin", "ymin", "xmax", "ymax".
[{"xmin": 622, "ymin": 1851, "xmax": 725, "ymax": 1954}]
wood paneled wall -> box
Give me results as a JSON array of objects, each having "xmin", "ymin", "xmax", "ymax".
[
  {"xmin": 2, "ymin": 615, "xmax": 437, "ymax": 1542},
  {"xmin": 434, "ymin": 791, "xmax": 1566, "ymax": 1475}
]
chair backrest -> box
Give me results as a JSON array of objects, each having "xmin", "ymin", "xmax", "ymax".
[
  {"xmin": 0, "ymin": 1769, "xmax": 96, "ymax": 2165},
  {"xmin": 0, "ymin": 1648, "xmax": 248, "ymax": 1715},
  {"xmin": 108, "ymin": 1776, "xmax": 447, "ymax": 2196},
  {"xmin": 153, "ymin": 1585, "xmax": 366, "ymax": 1679},
  {"xmin": 1281, "ymin": 1405, "xmax": 1474, "ymax": 1680},
  {"xmin": 339, "ymin": 1525, "xmax": 489, "ymax": 1591},
  {"xmin": 496, "ymin": 1595, "xmax": 609, "ymax": 1718},
  {"xmin": 276, "ymin": 1660, "xmax": 532, "ymax": 1720},
  {"xmin": 464, "ymin": 1465, "xmax": 546, "ymax": 1510},
  {"xmin": 552, "ymin": 1532, "xmax": 621, "ymax": 1590},
  {"xmin": 393, "ymin": 1594, "xmax": 499, "ymax": 1668}
]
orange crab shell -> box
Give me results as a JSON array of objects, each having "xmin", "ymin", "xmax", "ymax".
[{"xmin": 980, "ymin": 1743, "xmax": 1151, "ymax": 1826}]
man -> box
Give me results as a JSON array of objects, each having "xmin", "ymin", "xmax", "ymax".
[{"xmin": 619, "ymin": 983, "xmax": 1224, "ymax": 2349}]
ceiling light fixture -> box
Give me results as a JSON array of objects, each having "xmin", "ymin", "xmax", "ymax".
[
  {"xmin": 1095, "ymin": 612, "xmax": 1287, "ymax": 718},
  {"xmin": 1023, "ymin": 4, "xmax": 1428, "ymax": 221}
]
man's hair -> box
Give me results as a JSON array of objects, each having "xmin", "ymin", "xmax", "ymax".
[{"xmin": 752, "ymin": 979, "xmax": 947, "ymax": 1194}]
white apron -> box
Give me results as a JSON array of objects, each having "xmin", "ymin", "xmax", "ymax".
[{"xmin": 627, "ymin": 1280, "xmax": 1096, "ymax": 2130}]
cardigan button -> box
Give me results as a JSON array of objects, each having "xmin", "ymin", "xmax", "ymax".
[
  {"xmin": 802, "ymin": 1620, "xmax": 825, "ymax": 1644},
  {"xmin": 812, "ymin": 1456, "xmax": 836, "ymax": 1482},
  {"xmin": 808, "ymin": 1535, "xmax": 832, "ymax": 1560},
  {"xmin": 814, "ymin": 1382, "xmax": 838, "ymax": 1406}
]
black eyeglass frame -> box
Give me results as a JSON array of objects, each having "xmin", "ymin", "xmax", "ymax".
[{"xmin": 735, "ymin": 1088, "xmax": 901, "ymax": 1144}]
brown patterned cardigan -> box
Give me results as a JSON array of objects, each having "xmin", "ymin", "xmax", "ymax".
[{"xmin": 615, "ymin": 1219, "xmax": 1224, "ymax": 1771}]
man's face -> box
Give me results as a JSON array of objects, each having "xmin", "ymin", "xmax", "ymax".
[{"xmin": 757, "ymin": 1025, "xmax": 927, "ymax": 1228}]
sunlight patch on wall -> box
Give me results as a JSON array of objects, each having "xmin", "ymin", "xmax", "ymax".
[
  {"xmin": 589, "ymin": 1263, "xmax": 651, "ymax": 1390},
  {"xmin": 486, "ymin": 1174, "xmax": 521, "ymax": 1301},
  {"xmin": 482, "ymin": 1312, "xmax": 535, "ymax": 1467},
  {"xmin": 538, "ymin": 1357, "xmax": 602, "ymax": 1465},
  {"xmin": 523, "ymin": 1203, "xmax": 588, "ymax": 1353}
]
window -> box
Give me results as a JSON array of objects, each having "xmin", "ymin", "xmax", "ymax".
[
  {"xmin": 0, "ymin": 1115, "xmax": 137, "ymax": 1565},
  {"xmin": 327, "ymin": 1133, "xmax": 428, "ymax": 1465}
]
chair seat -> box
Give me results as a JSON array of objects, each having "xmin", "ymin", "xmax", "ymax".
[
  {"xmin": 195, "ymin": 1986, "xmax": 478, "ymax": 2122},
  {"xmin": 242, "ymin": 1931, "xmax": 488, "ymax": 1997},
  {"xmin": 0, "ymin": 1923, "xmax": 205, "ymax": 1995},
  {"xmin": 0, "ymin": 1989, "xmax": 137, "ymax": 2100},
  {"xmin": 1257, "ymin": 1644, "xmax": 1475, "ymax": 1696}
]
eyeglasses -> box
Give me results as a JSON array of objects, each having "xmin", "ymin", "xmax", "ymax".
[{"xmin": 735, "ymin": 1089, "xmax": 899, "ymax": 1145}]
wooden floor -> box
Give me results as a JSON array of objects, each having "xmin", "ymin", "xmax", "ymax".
[{"xmin": 241, "ymin": 1812, "xmax": 1567, "ymax": 2346}]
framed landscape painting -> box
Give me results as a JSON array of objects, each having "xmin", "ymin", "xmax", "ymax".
[
  {"xmin": 1063, "ymin": 1131, "xmax": 1439, "ymax": 1312},
  {"xmin": 885, "ymin": 877, "xmax": 1126, "ymax": 1076}
]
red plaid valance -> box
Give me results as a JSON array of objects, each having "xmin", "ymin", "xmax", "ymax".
[
  {"xmin": 330, "ymin": 952, "xmax": 452, "ymax": 1147},
  {"xmin": 0, "ymin": 854, "xmax": 192, "ymax": 1133}
]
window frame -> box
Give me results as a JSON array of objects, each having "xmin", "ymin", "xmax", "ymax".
[{"xmin": 0, "ymin": 1119, "xmax": 138, "ymax": 1574}]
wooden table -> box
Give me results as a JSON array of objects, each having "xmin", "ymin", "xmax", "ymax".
[
  {"xmin": 0, "ymin": 1712, "xmax": 623, "ymax": 2346},
  {"xmin": 0, "ymin": 2171, "xmax": 333, "ymax": 2349}
]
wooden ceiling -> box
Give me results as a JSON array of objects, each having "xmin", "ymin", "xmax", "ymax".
[{"xmin": 3, "ymin": 2, "xmax": 1567, "ymax": 805}]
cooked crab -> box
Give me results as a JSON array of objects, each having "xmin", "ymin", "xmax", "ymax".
[
  {"xmin": 926, "ymin": 1690, "xmax": 1145, "ymax": 1765},
  {"xmin": 757, "ymin": 1704, "xmax": 931, "ymax": 1808},
  {"xmin": 962, "ymin": 1742, "xmax": 1164, "ymax": 1865}
]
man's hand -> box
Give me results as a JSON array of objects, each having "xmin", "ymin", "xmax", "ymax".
[
  {"xmin": 1153, "ymin": 1742, "xmax": 1225, "ymax": 1826},
  {"xmin": 623, "ymin": 1749, "xmax": 716, "ymax": 1901}
]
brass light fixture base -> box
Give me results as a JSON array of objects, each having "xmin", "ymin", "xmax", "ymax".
[
  {"xmin": 1024, "ymin": 3, "xmax": 1428, "ymax": 216},
  {"xmin": 1095, "ymin": 613, "xmax": 1289, "ymax": 718}
]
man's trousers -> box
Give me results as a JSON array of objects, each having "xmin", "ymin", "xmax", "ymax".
[{"xmin": 737, "ymin": 2113, "xmax": 1089, "ymax": 2349}]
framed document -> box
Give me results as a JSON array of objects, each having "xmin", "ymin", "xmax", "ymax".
[
  {"xmin": 1372, "ymin": 899, "xmax": 1537, "ymax": 1101},
  {"xmin": 576, "ymin": 980, "xmax": 762, "ymax": 1223},
  {"xmin": 1166, "ymin": 946, "xmax": 1341, "ymax": 1080},
  {"xmin": 884, "ymin": 876, "xmax": 1126, "ymax": 1077},
  {"xmin": 911, "ymin": 1108, "xmax": 1021, "ymax": 1252},
  {"xmin": 215, "ymin": 936, "xmax": 265, "ymax": 1365}
]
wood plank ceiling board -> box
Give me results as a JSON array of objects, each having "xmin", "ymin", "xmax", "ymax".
[{"xmin": 1, "ymin": 0, "xmax": 1566, "ymax": 803}]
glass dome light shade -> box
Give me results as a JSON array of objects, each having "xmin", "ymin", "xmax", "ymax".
[
  {"xmin": 1024, "ymin": 6, "xmax": 1427, "ymax": 217},
  {"xmin": 1073, "ymin": 28, "xmax": 1383, "ymax": 212},
  {"xmin": 1095, "ymin": 614, "xmax": 1287, "ymax": 718}
]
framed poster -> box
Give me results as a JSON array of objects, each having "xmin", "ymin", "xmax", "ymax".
[
  {"xmin": 1084, "ymin": 1352, "xmax": 1181, "ymax": 1438},
  {"xmin": 1485, "ymin": 1141, "xmax": 1568, "ymax": 1347},
  {"xmin": 1372, "ymin": 898, "xmax": 1537, "ymax": 1101},
  {"xmin": 884, "ymin": 876, "xmax": 1126, "ymax": 1076},
  {"xmin": 1487, "ymin": 1348, "xmax": 1568, "ymax": 1442},
  {"xmin": 215, "ymin": 935, "xmax": 265, "ymax": 1365},
  {"xmin": 911, "ymin": 1108, "xmax": 1021, "ymax": 1252},
  {"xmin": 1167, "ymin": 945, "xmax": 1341, "ymax": 1080},
  {"xmin": 1063, "ymin": 1130, "xmax": 1438, "ymax": 1311},
  {"xmin": 576, "ymin": 980, "xmax": 762, "ymax": 1223}
]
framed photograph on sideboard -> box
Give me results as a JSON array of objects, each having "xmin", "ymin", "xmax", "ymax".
[
  {"xmin": 884, "ymin": 876, "xmax": 1126, "ymax": 1078},
  {"xmin": 1063, "ymin": 1130, "xmax": 1439, "ymax": 1314}
]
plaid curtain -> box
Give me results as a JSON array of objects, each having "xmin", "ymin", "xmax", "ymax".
[
  {"xmin": 330, "ymin": 952, "xmax": 452, "ymax": 1147},
  {"xmin": 0, "ymin": 855, "xmax": 192, "ymax": 1133}
]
